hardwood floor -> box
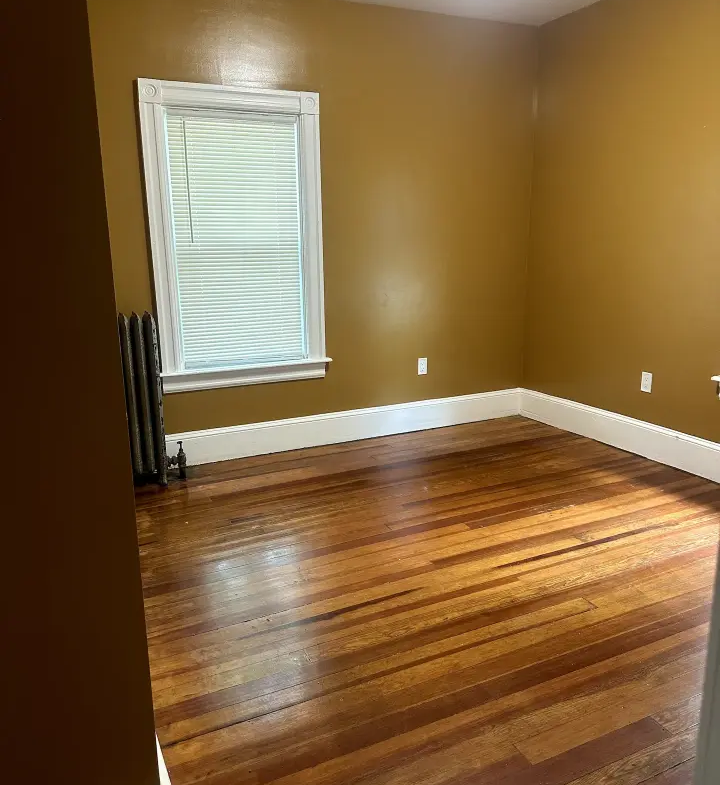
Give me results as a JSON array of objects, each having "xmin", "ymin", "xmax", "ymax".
[{"xmin": 135, "ymin": 416, "xmax": 720, "ymax": 785}]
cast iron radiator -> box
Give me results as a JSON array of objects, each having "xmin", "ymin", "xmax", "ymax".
[{"xmin": 118, "ymin": 312, "xmax": 187, "ymax": 486}]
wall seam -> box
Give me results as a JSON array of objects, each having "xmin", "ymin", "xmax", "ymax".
[{"xmin": 519, "ymin": 26, "xmax": 542, "ymax": 388}]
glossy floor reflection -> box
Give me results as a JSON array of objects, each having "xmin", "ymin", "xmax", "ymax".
[{"xmin": 136, "ymin": 416, "xmax": 720, "ymax": 785}]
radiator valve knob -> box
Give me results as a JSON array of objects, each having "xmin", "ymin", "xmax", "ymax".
[{"xmin": 177, "ymin": 441, "xmax": 187, "ymax": 480}]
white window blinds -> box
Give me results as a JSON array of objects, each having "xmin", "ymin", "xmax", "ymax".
[{"xmin": 165, "ymin": 112, "xmax": 305, "ymax": 371}]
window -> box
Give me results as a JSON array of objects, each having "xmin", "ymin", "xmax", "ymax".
[{"xmin": 137, "ymin": 79, "xmax": 329, "ymax": 392}]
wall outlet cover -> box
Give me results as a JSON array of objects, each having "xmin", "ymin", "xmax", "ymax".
[
  {"xmin": 418, "ymin": 358, "xmax": 428, "ymax": 376},
  {"xmin": 641, "ymin": 371, "xmax": 653, "ymax": 394}
]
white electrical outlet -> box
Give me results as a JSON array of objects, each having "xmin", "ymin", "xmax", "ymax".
[
  {"xmin": 641, "ymin": 371, "xmax": 653, "ymax": 394},
  {"xmin": 418, "ymin": 358, "xmax": 428, "ymax": 376}
]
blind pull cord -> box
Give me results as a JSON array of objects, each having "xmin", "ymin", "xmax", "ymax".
[{"xmin": 181, "ymin": 118, "xmax": 196, "ymax": 244}]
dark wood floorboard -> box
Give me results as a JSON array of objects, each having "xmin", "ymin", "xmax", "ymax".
[{"xmin": 135, "ymin": 416, "xmax": 720, "ymax": 785}]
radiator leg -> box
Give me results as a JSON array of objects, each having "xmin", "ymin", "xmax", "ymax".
[
  {"xmin": 177, "ymin": 441, "xmax": 187, "ymax": 480},
  {"xmin": 159, "ymin": 459, "xmax": 168, "ymax": 487}
]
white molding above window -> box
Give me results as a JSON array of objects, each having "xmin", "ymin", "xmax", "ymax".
[{"xmin": 137, "ymin": 78, "xmax": 329, "ymax": 393}]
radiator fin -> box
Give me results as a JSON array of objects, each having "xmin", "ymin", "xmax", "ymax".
[
  {"xmin": 143, "ymin": 313, "xmax": 168, "ymax": 482},
  {"xmin": 130, "ymin": 314, "xmax": 156, "ymax": 474},
  {"xmin": 118, "ymin": 311, "xmax": 169, "ymax": 485},
  {"xmin": 118, "ymin": 314, "xmax": 144, "ymax": 476}
]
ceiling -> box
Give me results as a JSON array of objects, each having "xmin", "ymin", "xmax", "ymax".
[{"xmin": 342, "ymin": 0, "xmax": 603, "ymax": 25}]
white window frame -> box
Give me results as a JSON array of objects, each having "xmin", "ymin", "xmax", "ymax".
[{"xmin": 137, "ymin": 78, "xmax": 330, "ymax": 393}]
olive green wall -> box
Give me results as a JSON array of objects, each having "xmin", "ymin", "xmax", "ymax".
[
  {"xmin": 87, "ymin": 0, "xmax": 719, "ymax": 443},
  {"xmin": 87, "ymin": 0, "xmax": 537, "ymax": 434},
  {"xmin": 525, "ymin": 0, "xmax": 720, "ymax": 442}
]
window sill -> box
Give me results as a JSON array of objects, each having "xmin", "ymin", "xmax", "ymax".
[{"xmin": 162, "ymin": 358, "xmax": 332, "ymax": 394}]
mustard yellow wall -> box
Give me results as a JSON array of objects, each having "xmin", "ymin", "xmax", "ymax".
[
  {"xmin": 87, "ymin": 0, "xmax": 537, "ymax": 433},
  {"xmin": 525, "ymin": 0, "xmax": 720, "ymax": 442}
]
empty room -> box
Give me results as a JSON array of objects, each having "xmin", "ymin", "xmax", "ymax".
[{"xmin": 17, "ymin": 0, "xmax": 718, "ymax": 783}]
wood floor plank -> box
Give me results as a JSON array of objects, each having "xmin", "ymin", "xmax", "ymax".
[
  {"xmin": 637, "ymin": 759, "xmax": 696, "ymax": 785},
  {"xmin": 136, "ymin": 417, "xmax": 719, "ymax": 784},
  {"xmin": 652, "ymin": 693, "xmax": 704, "ymax": 735},
  {"xmin": 469, "ymin": 718, "xmax": 671, "ymax": 785},
  {"xmin": 561, "ymin": 729, "xmax": 698, "ymax": 785},
  {"xmin": 514, "ymin": 659, "xmax": 704, "ymax": 763}
]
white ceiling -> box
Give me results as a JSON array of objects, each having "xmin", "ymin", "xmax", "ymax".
[{"xmin": 343, "ymin": 0, "xmax": 603, "ymax": 25}]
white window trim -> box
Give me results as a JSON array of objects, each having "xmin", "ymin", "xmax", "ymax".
[{"xmin": 137, "ymin": 78, "xmax": 330, "ymax": 394}]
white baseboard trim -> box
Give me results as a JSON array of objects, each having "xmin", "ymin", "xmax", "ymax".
[
  {"xmin": 166, "ymin": 387, "xmax": 718, "ymax": 483},
  {"xmin": 167, "ymin": 389, "xmax": 522, "ymax": 466},
  {"xmin": 156, "ymin": 736, "xmax": 171, "ymax": 784},
  {"xmin": 520, "ymin": 390, "xmax": 720, "ymax": 483}
]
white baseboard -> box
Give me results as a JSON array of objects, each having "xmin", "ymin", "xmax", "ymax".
[
  {"xmin": 167, "ymin": 389, "xmax": 522, "ymax": 466},
  {"xmin": 166, "ymin": 387, "xmax": 718, "ymax": 483},
  {"xmin": 521, "ymin": 390, "xmax": 720, "ymax": 483},
  {"xmin": 156, "ymin": 736, "xmax": 171, "ymax": 784}
]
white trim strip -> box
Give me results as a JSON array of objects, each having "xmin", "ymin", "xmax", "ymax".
[
  {"xmin": 138, "ymin": 78, "xmax": 317, "ymax": 115},
  {"xmin": 167, "ymin": 389, "xmax": 522, "ymax": 465},
  {"xmin": 165, "ymin": 388, "xmax": 719, "ymax": 482},
  {"xmin": 521, "ymin": 390, "xmax": 720, "ymax": 483},
  {"xmin": 156, "ymin": 736, "xmax": 171, "ymax": 785},
  {"xmin": 162, "ymin": 358, "xmax": 332, "ymax": 393}
]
